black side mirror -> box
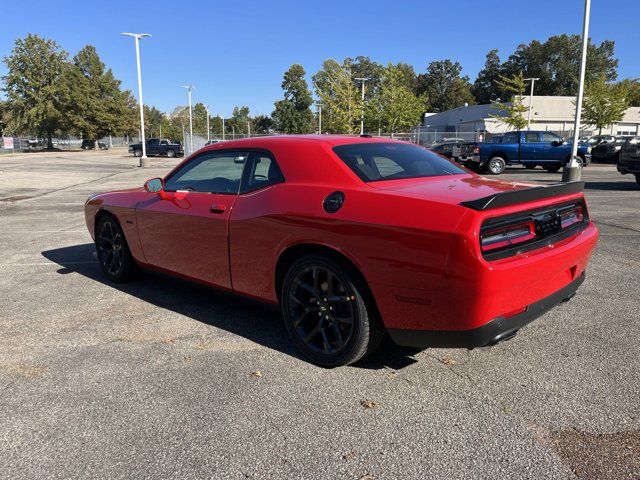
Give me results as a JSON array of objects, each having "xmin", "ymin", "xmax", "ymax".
[{"xmin": 551, "ymin": 140, "xmax": 562, "ymax": 147}]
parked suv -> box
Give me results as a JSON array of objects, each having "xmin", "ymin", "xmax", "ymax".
[
  {"xmin": 591, "ymin": 136, "xmax": 634, "ymax": 163},
  {"xmin": 128, "ymin": 138, "xmax": 184, "ymax": 158},
  {"xmin": 464, "ymin": 131, "xmax": 591, "ymax": 175},
  {"xmin": 617, "ymin": 136, "xmax": 640, "ymax": 186}
]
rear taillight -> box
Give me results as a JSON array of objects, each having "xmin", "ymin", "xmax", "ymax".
[
  {"xmin": 559, "ymin": 205, "xmax": 583, "ymax": 229},
  {"xmin": 481, "ymin": 221, "xmax": 536, "ymax": 252},
  {"xmin": 473, "ymin": 146, "xmax": 480, "ymax": 154}
]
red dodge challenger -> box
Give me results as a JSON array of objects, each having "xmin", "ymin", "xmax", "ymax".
[{"xmin": 85, "ymin": 136, "xmax": 599, "ymax": 366}]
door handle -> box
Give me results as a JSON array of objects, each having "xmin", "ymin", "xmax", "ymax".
[{"xmin": 210, "ymin": 204, "xmax": 227, "ymax": 214}]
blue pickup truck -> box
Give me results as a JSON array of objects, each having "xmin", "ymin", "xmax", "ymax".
[{"xmin": 462, "ymin": 131, "xmax": 591, "ymax": 175}]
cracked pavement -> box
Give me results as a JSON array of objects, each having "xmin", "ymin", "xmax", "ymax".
[{"xmin": 0, "ymin": 150, "xmax": 638, "ymax": 479}]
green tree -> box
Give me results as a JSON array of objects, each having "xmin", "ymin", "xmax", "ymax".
[
  {"xmin": 2, "ymin": 34, "xmax": 69, "ymax": 148},
  {"xmin": 416, "ymin": 59, "xmax": 475, "ymax": 112},
  {"xmin": 499, "ymin": 34, "xmax": 618, "ymax": 96},
  {"xmin": 617, "ymin": 78, "xmax": 640, "ymax": 107},
  {"xmin": 313, "ymin": 59, "xmax": 359, "ymax": 133},
  {"xmin": 376, "ymin": 63, "xmax": 426, "ymax": 133},
  {"xmin": 63, "ymin": 45, "xmax": 136, "ymax": 148},
  {"xmin": 228, "ymin": 106, "xmax": 251, "ymax": 135},
  {"xmin": 473, "ymin": 49, "xmax": 503, "ymax": 104},
  {"xmin": 582, "ymin": 76, "xmax": 629, "ymax": 134},
  {"xmin": 252, "ymin": 114, "xmax": 274, "ymax": 134},
  {"xmin": 272, "ymin": 64, "xmax": 314, "ymax": 133},
  {"xmin": 143, "ymin": 106, "xmax": 165, "ymax": 138},
  {"xmin": 491, "ymin": 73, "xmax": 529, "ymax": 130}
]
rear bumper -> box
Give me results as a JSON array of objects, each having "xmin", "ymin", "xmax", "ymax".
[{"xmin": 388, "ymin": 273, "xmax": 584, "ymax": 348}]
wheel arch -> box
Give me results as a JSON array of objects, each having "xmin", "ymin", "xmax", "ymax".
[
  {"xmin": 274, "ymin": 243, "xmax": 376, "ymax": 309},
  {"xmin": 94, "ymin": 208, "xmax": 121, "ymax": 239}
]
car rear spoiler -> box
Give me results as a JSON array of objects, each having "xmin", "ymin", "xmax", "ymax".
[{"xmin": 460, "ymin": 181, "xmax": 584, "ymax": 211}]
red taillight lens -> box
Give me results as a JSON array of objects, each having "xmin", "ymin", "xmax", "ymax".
[
  {"xmin": 559, "ymin": 205, "xmax": 583, "ymax": 229},
  {"xmin": 473, "ymin": 146, "xmax": 480, "ymax": 154},
  {"xmin": 481, "ymin": 221, "xmax": 536, "ymax": 252}
]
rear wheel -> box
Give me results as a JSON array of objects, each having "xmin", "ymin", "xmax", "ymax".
[
  {"xmin": 281, "ymin": 255, "xmax": 383, "ymax": 367},
  {"xmin": 545, "ymin": 164, "xmax": 562, "ymax": 173},
  {"xmin": 134, "ymin": 149, "xmax": 142, "ymax": 157},
  {"xmin": 166, "ymin": 149, "xmax": 176, "ymax": 158},
  {"xmin": 96, "ymin": 215, "xmax": 136, "ymax": 282},
  {"xmin": 487, "ymin": 156, "xmax": 506, "ymax": 175}
]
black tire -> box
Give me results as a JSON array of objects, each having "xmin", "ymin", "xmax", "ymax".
[
  {"xmin": 281, "ymin": 254, "xmax": 383, "ymax": 367},
  {"xmin": 166, "ymin": 149, "xmax": 176, "ymax": 158},
  {"xmin": 134, "ymin": 149, "xmax": 142, "ymax": 157},
  {"xmin": 545, "ymin": 164, "xmax": 562, "ymax": 173},
  {"xmin": 487, "ymin": 156, "xmax": 506, "ymax": 175},
  {"xmin": 524, "ymin": 164, "xmax": 537, "ymax": 170},
  {"xmin": 95, "ymin": 214, "xmax": 136, "ymax": 282},
  {"xmin": 635, "ymin": 174, "xmax": 640, "ymax": 186}
]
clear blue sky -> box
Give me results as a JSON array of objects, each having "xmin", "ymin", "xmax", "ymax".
[{"xmin": 1, "ymin": 0, "xmax": 638, "ymax": 116}]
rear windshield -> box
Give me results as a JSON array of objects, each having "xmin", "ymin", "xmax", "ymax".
[{"xmin": 333, "ymin": 143, "xmax": 464, "ymax": 182}]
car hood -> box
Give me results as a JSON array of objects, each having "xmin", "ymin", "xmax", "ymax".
[{"xmin": 367, "ymin": 174, "xmax": 539, "ymax": 205}]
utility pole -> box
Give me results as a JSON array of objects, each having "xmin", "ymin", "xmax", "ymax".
[
  {"xmin": 221, "ymin": 115, "xmax": 225, "ymax": 141},
  {"xmin": 563, "ymin": 0, "xmax": 590, "ymax": 182},
  {"xmin": 355, "ymin": 77, "xmax": 370, "ymax": 135},
  {"xmin": 317, "ymin": 103, "xmax": 322, "ymax": 134},
  {"xmin": 205, "ymin": 105, "xmax": 210, "ymax": 141},
  {"xmin": 524, "ymin": 78, "xmax": 540, "ymax": 130},
  {"xmin": 122, "ymin": 32, "xmax": 151, "ymax": 167},
  {"xmin": 247, "ymin": 120, "xmax": 251, "ymax": 138},
  {"xmin": 181, "ymin": 85, "xmax": 195, "ymax": 154}
]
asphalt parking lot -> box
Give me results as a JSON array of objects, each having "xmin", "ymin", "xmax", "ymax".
[{"xmin": 0, "ymin": 150, "xmax": 638, "ymax": 479}]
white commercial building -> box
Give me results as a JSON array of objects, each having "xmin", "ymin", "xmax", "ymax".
[{"xmin": 418, "ymin": 96, "xmax": 640, "ymax": 137}]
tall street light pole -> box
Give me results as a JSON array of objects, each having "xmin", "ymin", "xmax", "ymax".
[
  {"xmin": 220, "ymin": 115, "xmax": 225, "ymax": 141},
  {"xmin": 563, "ymin": 0, "xmax": 591, "ymax": 182},
  {"xmin": 524, "ymin": 77, "xmax": 540, "ymax": 130},
  {"xmin": 181, "ymin": 85, "xmax": 195, "ymax": 154},
  {"xmin": 316, "ymin": 103, "xmax": 322, "ymax": 134},
  {"xmin": 204, "ymin": 105, "xmax": 211, "ymax": 142},
  {"xmin": 355, "ymin": 78, "xmax": 369, "ymax": 135},
  {"xmin": 122, "ymin": 32, "xmax": 151, "ymax": 167}
]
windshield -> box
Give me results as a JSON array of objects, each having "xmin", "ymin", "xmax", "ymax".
[{"xmin": 333, "ymin": 142, "xmax": 465, "ymax": 182}]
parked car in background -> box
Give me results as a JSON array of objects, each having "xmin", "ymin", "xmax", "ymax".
[
  {"xmin": 205, "ymin": 139, "xmax": 222, "ymax": 146},
  {"xmin": 128, "ymin": 138, "xmax": 184, "ymax": 158},
  {"xmin": 585, "ymin": 135, "xmax": 616, "ymax": 146},
  {"xmin": 81, "ymin": 139, "xmax": 109, "ymax": 150},
  {"xmin": 428, "ymin": 140, "xmax": 478, "ymax": 163},
  {"xmin": 617, "ymin": 136, "xmax": 640, "ymax": 186},
  {"xmin": 591, "ymin": 136, "xmax": 634, "ymax": 163},
  {"xmin": 85, "ymin": 135, "xmax": 598, "ymax": 367},
  {"xmin": 464, "ymin": 131, "xmax": 591, "ymax": 174}
]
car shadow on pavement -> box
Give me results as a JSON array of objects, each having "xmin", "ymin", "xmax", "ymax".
[{"xmin": 41, "ymin": 244, "xmax": 421, "ymax": 370}]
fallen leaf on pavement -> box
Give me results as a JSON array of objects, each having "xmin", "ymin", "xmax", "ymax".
[
  {"xmin": 440, "ymin": 357, "xmax": 456, "ymax": 365},
  {"xmin": 361, "ymin": 400, "xmax": 380, "ymax": 409},
  {"xmin": 250, "ymin": 370, "xmax": 262, "ymax": 377}
]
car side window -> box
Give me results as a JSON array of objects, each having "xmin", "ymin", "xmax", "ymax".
[
  {"xmin": 160, "ymin": 140, "xmax": 168, "ymax": 145},
  {"xmin": 524, "ymin": 132, "xmax": 541, "ymax": 143},
  {"xmin": 164, "ymin": 151, "xmax": 247, "ymax": 194},
  {"xmin": 502, "ymin": 132, "xmax": 519, "ymax": 144},
  {"xmin": 241, "ymin": 151, "xmax": 284, "ymax": 193},
  {"xmin": 541, "ymin": 132, "xmax": 561, "ymax": 143}
]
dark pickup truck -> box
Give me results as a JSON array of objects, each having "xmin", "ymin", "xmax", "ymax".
[
  {"xmin": 129, "ymin": 138, "xmax": 184, "ymax": 158},
  {"xmin": 462, "ymin": 131, "xmax": 591, "ymax": 175},
  {"xmin": 616, "ymin": 136, "xmax": 640, "ymax": 186}
]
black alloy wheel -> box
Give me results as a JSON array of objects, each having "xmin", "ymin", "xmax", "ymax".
[
  {"xmin": 281, "ymin": 255, "xmax": 383, "ymax": 367},
  {"xmin": 96, "ymin": 215, "xmax": 135, "ymax": 282}
]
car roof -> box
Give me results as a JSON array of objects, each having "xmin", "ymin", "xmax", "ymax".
[{"xmin": 199, "ymin": 134, "xmax": 408, "ymax": 150}]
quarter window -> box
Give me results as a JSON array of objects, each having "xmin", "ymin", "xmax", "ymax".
[
  {"xmin": 241, "ymin": 151, "xmax": 284, "ymax": 193},
  {"xmin": 164, "ymin": 151, "xmax": 247, "ymax": 194},
  {"xmin": 541, "ymin": 132, "xmax": 562, "ymax": 143}
]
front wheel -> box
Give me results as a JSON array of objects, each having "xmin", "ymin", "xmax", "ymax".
[
  {"xmin": 133, "ymin": 149, "xmax": 142, "ymax": 157},
  {"xmin": 281, "ymin": 255, "xmax": 383, "ymax": 367},
  {"xmin": 487, "ymin": 156, "xmax": 506, "ymax": 175},
  {"xmin": 96, "ymin": 215, "xmax": 136, "ymax": 282}
]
